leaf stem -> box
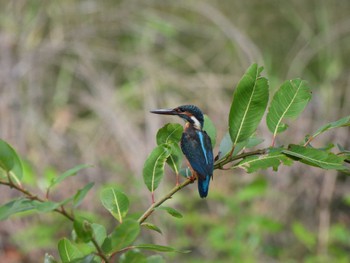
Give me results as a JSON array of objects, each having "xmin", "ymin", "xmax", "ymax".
[
  {"xmin": 304, "ymin": 136, "xmax": 314, "ymax": 147},
  {"xmin": 271, "ymin": 135, "xmax": 276, "ymax": 147}
]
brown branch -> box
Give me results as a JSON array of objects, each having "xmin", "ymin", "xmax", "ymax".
[
  {"xmin": 214, "ymin": 148, "xmax": 267, "ymax": 169},
  {"xmin": 109, "ymin": 245, "xmax": 135, "ymax": 260},
  {"xmin": 138, "ymin": 178, "xmax": 193, "ymax": 224},
  {"xmin": 1, "ymin": 147, "xmax": 270, "ymax": 261},
  {"xmin": 0, "ymin": 179, "xmax": 75, "ymax": 221},
  {"xmin": 0, "ymin": 175, "xmax": 109, "ymax": 263},
  {"xmin": 138, "ymin": 148, "xmax": 268, "ymax": 224},
  {"xmin": 91, "ymin": 237, "xmax": 110, "ymax": 263}
]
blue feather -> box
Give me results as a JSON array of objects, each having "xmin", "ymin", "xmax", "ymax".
[
  {"xmin": 181, "ymin": 129, "xmax": 214, "ymax": 198},
  {"xmin": 150, "ymin": 104, "xmax": 214, "ymax": 198},
  {"xmin": 198, "ymin": 174, "xmax": 211, "ymax": 198},
  {"xmin": 197, "ymin": 132, "xmax": 209, "ymax": 164}
]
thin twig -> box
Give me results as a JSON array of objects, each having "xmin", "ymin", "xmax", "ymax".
[
  {"xmin": 110, "ymin": 245, "xmax": 135, "ymax": 260},
  {"xmin": 138, "ymin": 179, "xmax": 193, "ymax": 224},
  {"xmin": 1, "ymin": 147, "xmax": 270, "ymax": 261},
  {"xmin": 92, "ymin": 238, "xmax": 110, "ymax": 263},
  {"xmin": 214, "ymin": 148, "xmax": 267, "ymax": 169},
  {"xmin": 138, "ymin": 148, "xmax": 268, "ymax": 224},
  {"xmin": 0, "ymin": 175, "xmax": 109, "ymax": 262}
]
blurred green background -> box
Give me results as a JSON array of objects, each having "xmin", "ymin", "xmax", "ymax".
[{"xmin": 1, "ymin": 1, "xmax": 350, "ymax": 262}]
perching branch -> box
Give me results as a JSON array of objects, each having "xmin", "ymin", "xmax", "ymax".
[
  {"xmin": 138, "ymin": 178, "xmax": 193, "ymax": 224},
  {"xmin": 138, "ymin": 147, "xmax": 269, "ymax": 224},
  {"xmin": 214, "ymin": 148, "xmax": 268, "ymax": 169}
]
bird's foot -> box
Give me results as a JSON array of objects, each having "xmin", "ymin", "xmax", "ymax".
[{"xmin": 188, "ymin": 175, "xmax": 196, "ymax": 183}]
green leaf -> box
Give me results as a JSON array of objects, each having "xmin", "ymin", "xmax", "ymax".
[
  {"xmin": 152, "ymin": 116, "xmax": 213, "ymax": 178},
  {"xmin": 166, "ymin": 143, "xmax": 183, "ymax": 175},
  {"xmin": 0, "ymin": 198, "xmax": 35, "ymax": 220},
  {"xmin": 143, "ymin": 144, "xmax": 171, "ymax": 193},
  {"xmin": 44, "ymin": 253, "xmax": 58, "ymax": 263},
  {"xmin": 91, "ymin": 223, "xmax": 107, "ymax": 247},
  {"xmin": 156, "ymin": 206, "xmax": 183, "ymax": 218},
  {"xmin": 311, "ymin": 115, "xmax": 350, "ymax": 139},
  {"xmin": 0, "ymin": 199, "xmax": 65, "ymax": 219},
  {"xmin": 120, "ymin": 250, "xmax": 147, "ymax": 263},
  {"xmin": 235, "ymin": 150, "xmax": 293, "ymax": 173},
  {"xmin": 232, "ymin": 137, "xmax": 264, "ymax": 156},
  {"xmin": 266, "ymin": 79, "xmax": 311, "ymax": 138},
  {"xmin": 134, "ymin": 244, "xmax": 190, "ymax": 253},
  {"xmin": 229, "ymin": 63, "xmax": 269, "ymax": 145},
  {"xmin": 141, "ymin": 222, "xmax": 163, "ymax": 234},
  {"xmin": 292, "ymin": 222, "xmax": 316, "ymax": 250},
  {"xmin": 100, "ymin": 187, "xmax": 129, "ymax": 223},
  {"xmin": 337, "ymin": 145, "xmax": 350, "ymax": 162},
  {"xmin": 217, "ymin": 132, "xmax": 233, "ymax": 160},
  {"xmin": 58, "ymin": 238, "xmax": 84, "ymax": 263},
  {"xmin": 155, "ymin": 123, "xmax": 183, "ymax": 175},
  {"xmin": 217, "ymin": 133, "xmax": 264, "ymax": 161},
  {"xmin": 203, "ymin": 115, "xmax": 217, "ymax": 147},
  {"xmin": 102, "ymin": 219, "xmax": 140, "ymax": 254},
  {"xmin": 49, "ymin": 164, "xmax": 92, "ymax": 189},
  {"xmin": 244, "ymin": 137, "xmax": 265, "ymax": 149},
  {"xmin": 59, "ymin": 196, "xmax": 74, "ymax": 206},
  {"xmin": 75, "ymin": 254, "xmax": 100, "ymax": 263},
  {"xmin": 73, "ymin": 217, "xmax": 93, "ymax": 243},
  {"xmin": 73, "ymin": 182, "xmax": 94, "ymax": 207},
  {"xmin": 156, "ymin": 123, "xmax": 183, "ymax": 145},
  {"xmin": 72, "ymin": 245, "xmax": 95, "ymax": 261},
  {"xmin": 31, "ymin": 200, "xmax": 61, "ymax": 212},
  {"xmin": 283, "ymin": 144, "xmax": 346, "ymax": 170},
  {"xmin": 0, "ymin": 139, "xmax": 23, "ymax": 182}
]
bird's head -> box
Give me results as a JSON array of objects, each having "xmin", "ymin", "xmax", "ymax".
[{"xmin": 150, "ymin": 104, "xmax": 204, "ymax": 130}]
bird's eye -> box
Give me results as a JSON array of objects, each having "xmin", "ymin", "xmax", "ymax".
[{"xmin": 175, "ymin": 108, "xmax": 181, "ymax": 113}]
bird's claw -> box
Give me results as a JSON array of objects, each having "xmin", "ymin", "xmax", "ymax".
[{"xmin": 188, "ymin": 175, "xmax": 196, "ymax": 183}]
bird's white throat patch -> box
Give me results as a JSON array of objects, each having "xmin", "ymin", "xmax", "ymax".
[{"xmin": 191, "ymin": 116, "xmax": 202, "ymax": 130}]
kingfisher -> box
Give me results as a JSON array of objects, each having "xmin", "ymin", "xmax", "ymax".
[{"xmin": 150, "ymin": 105, "xmax": 214, "ymax": 198}]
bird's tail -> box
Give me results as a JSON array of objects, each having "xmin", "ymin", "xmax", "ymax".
[{"xmin": 198, "ymin": 175, "xmax": 211, "ymax": 198}]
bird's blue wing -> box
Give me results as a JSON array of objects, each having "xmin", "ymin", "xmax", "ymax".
[
  {"xmin": 198, "ymin": 130, "xmax": 214, "ymax": 178},
  {"xmin": 181, "ymin": 130, "xmax": 213, "ymax": 178},
  {"xmin": 181, "ymin": 130, "xmax": 214, "ymax": 198}
]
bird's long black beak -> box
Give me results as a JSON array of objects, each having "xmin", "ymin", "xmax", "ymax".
[{"xmin": 150, "ymin": 109, "xmax": 178, "ymax": 115}]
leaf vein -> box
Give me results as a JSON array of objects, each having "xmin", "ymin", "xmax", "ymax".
[
  {"xmin": 111, "ymin": 189, "xmax": 122, "ymax": 223},
  {"xmin": 273, "ymin": 80, "xmax": 303, "ymax": 136},
  {"xmin": 234, "ymin": 72, "xmax": 259, "ymax": 145},
  {"xmin": 151, "ymin": 148, "xmax": 168, "ymax": 193}
]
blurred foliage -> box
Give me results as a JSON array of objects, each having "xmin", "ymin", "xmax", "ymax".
[{"xmin": 1, "ymin": 0, "xmax": 350, "ymax": 262}]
